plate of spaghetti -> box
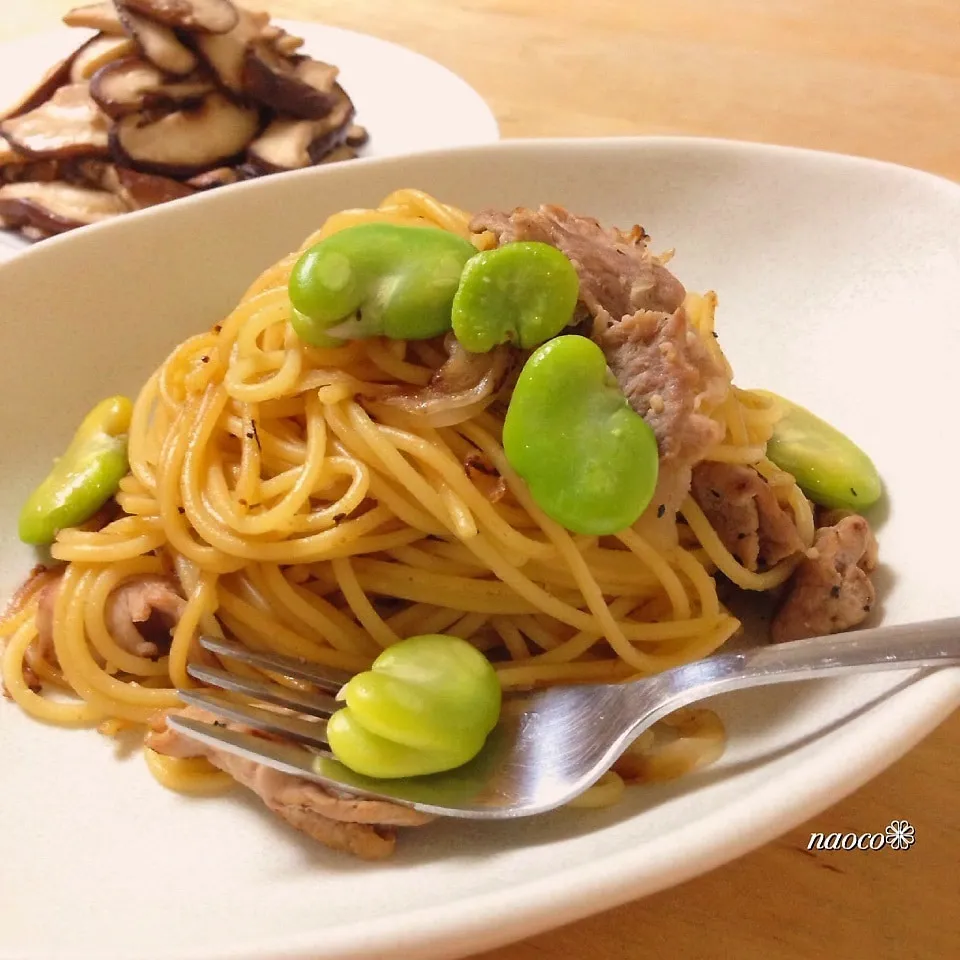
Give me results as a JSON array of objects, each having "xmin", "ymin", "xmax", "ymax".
[{"xmin": 1, "ymin": 138, "xmax": 958, "ymax": 960}]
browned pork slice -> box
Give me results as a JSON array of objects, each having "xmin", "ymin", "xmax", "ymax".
[
  {"xmin": 471, "ymin": 204, "xmax": 686, "ymax": 324},
  {"xmin": 147, "ymin": 706, "xmax": 432, "ymax": 859},
  {"xmin": 596, "ymin": 307, "xmax": 727, "ymax": 465},
  {"xmin": 471, "ymin": 205, "xmax": 728, "ymax": 474},
  {"xmin": 691, "ymin": 462, "xmax": 804, "ymax": 570},
  {"xmin": 34, "ymin": 572, "xmax": 184, "ymax": 663},
  {"xmin": 772, "ymin": 514, "xmax": 878, "ymax": 643},
  {"xmin": 105, "ymin": 575, "xmax": 186, "ymax": 657}
]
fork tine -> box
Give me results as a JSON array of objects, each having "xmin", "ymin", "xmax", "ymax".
[
  {"xmin": 166, "ymin": 713, "xmax": 335, "ymax": 777},
  {"xmin": 197, "ymin": 636, "xmax": 353, "ymax": 692},
  {"xmin": 186, "ymin": 664, "xmax": 340, "ymax": 719},
  {"xmin": 165, "ymin": 713, "xmax": 447, "ymax": 816},
  {"xmin": 177, "ymin": 689, "xmax": 330, "ymax": 748}
]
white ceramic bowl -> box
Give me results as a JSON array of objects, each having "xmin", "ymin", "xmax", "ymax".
[{"xmin": 1, "ymin": 139, "xmax": 958, "ymax": 960}]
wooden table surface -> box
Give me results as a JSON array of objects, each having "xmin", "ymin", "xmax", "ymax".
[{"xmin": 4, "ymin": 2, "xmax": 959, "ymax": 958}]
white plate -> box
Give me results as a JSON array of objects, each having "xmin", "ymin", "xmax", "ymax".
[
  {"xmin": 0, "ymin": 19, "xmax": 499, "ymax": 258},
  {"xmin": 0, "ymin": 139, "xmax": 958, "ymax": 960}
]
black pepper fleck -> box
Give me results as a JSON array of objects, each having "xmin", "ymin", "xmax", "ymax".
[
  {"xmin": 830, "ymin": 585, "xmax": 841, "ymax": 598},
  {"xmin": 711, "ymin": 331, "xmax": 718, "ymax": 339},
  {"xmin": 200, "ymin": 355, "xmax": 209, "ymax": 363},
  {"xmin": 246, "ymin": 431, "xmax": 255, "ymax": 439},
  {"xmin": 656, "ymin": 504, "xmax": 666, "ymax": 518},
  {"xmin": 850, "ymin": 487, "xmax": 858, "ymax": 497},
  {"xmin": 177, "ymin": 507, "xmax": 185, "ymax": 514}
]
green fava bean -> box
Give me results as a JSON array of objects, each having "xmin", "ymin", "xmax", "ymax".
[
  {"xmin": 19, "ymin": 395, "xmax": 133, "ymax": 545},
  {"xmin": 288, "ymin": 223, "xmax": 478, "ymax": 346},
  {"xmin": 760, "ymin": 391, "xmax": 882, "ymax": 511},
  {"xmin": 451, "ymin": 241, "xmax": 579, "ymax": 352},
  {"xmin": 503, "ymin": 336, "xmax": 659, "ymax": 536},
  {"xmin": 327, "ymin": 634, "xmax": 501, "ymax": 779}
]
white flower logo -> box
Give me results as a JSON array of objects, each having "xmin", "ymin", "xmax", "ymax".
[{"xmin": 885, "ymin": 820, "xmax": 916, "ymax": 850}]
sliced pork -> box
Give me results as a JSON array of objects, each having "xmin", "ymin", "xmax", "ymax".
[
  {"xmin": 596, "ymin": 307, "xmax": 727, "ymax": 466},
  {"xmin": 691, "ymin": 462, "xmax": 804, "ymax": 570},
  {"xmin": 472, "ymin": 205, "xmax": 727, "ymax": 473},
  {"xmin": 104, "ymin": 575, "xmax": 186, "ymax": 657},
  {"xmin": 147, "ymin": 706, "xmax": 431, "ymax": 859},
  {"xmin": 772, "ymin": 514, "xmax": 878, "ymax": 643},
  {"xmin": 471, "ymin": 205, "xmax": 686, "ymax": 323}
]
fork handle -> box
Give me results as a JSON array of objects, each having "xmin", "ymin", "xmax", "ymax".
[{"xmin": 646, "ymin": 616, "xmax": 960, "ymax": 717}]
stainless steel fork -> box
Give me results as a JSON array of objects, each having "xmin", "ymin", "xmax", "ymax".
[{"xmin": 169, "ymin": 619, "xmax": 960, "ymax": 819}]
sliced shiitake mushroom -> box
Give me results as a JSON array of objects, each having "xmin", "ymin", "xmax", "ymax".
[
  {"xmin": 186, "ymin": 165, "xmax": 241, "ymax": 188},
  {"xmin": 0, "ymin": 136, "xmax": 23, "ymax": 165},
  {"xmin": 246, "ymin": 87, "xmax": 355, "ymax": 172},
  {"xmin": 0, "ymin": 158, "xmax": 64, "ymax": 184},
  {"xmin": 317, "ymin": 144, "xmax": 357, "ymax": 165},
  {"xmin": 90, "ymin": 57, "xmax": 213, "ymax": 118},
  {"xmin": 63, "ymin": 2, "xmax": 125, "ymax": 34},
  {"xmin": 112, "ymin": 165, "xmax": 196, "ymax": 207},
  {"xmin": 60, "ymin": 157, "xmax": 194, "ymax": 209},
  {"xmin": 0, "ymin": 55, "xmax": 74, "ymax": 121},
  {"xmin": 261, "ymin": 24, "xmax": 305, "ymax": 55},
  {"xmin": 242, "ymin": 45, "xmax": 339, "ymax": 119},
  {"xmin": 110, "ymin": 91, "xmax": 259, "ymax": 176},
  {"xmin": 123, "ymin": 0, "xmax": 239, "ymax": 34},
  {"xmin": 1, "ymin": 84, "xmax": 111, "ymax": 160},
  {"xmin": 345, "ymin": 124, "xmax": 369, "ymax": 148},
  {"xmin": 114, "ymin": 1, "xmax": 199, "ymax": 76},
  {"xmin": 191, "ymin": 7, "xmax": 269, "ymax": 93},
  {"xmin": 70, "ymin": 35, "xmax": 138, "ymax": 83},
  {"xmin": 0, "ymin": 181, "xmax": 129, "ymax": 234}
]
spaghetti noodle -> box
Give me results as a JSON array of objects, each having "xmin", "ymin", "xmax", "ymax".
[{"xmin": 1, "ymin": 190, "xmax": 816, "ymax": 807}]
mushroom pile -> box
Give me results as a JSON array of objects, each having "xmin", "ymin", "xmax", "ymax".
[{"xmin": 0, "ymin": 1, "xmax": 368, "ymax": 240}]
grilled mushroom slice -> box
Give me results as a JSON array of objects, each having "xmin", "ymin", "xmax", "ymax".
[
  {"xmin": 0, "ymin": 181, "xmax": 128, "ymax": 235},
  {"xmin": 112, "ymin": 166, "xmax": 196, "ymax": 207},
  {"xmin": 0, "ymin": 158, "xmax": 64, "ymax": 184},
  {"xmin": 0, "ymin": 56, "xmax": 74, "ymax": 121},
  {"xmin": 345, "ymin": 124, "xmax": 369, "ymax": 148},
  {"xmin": 0, "ymin": 136, "xmax": 23, "ymax": 165},
  {"xmin": 1, "ymin": 84, "xmax": 111, "ymax": 159},
  {"xmin": 114, "ymin": 2, "xmax": 199, "ymax": 76},
  {"xmin": 242, "ymin": 45, "xmax": 339, "ymax": 119},
  {"xmin": 62, "ymin": 159, "xmax": 195, "ymax": 208},
  {"xmin": 122, "ymin": 0, "xmax": 239, "ymax": 34},
  {"xmin": 186, "ymin": 165, "xmax": 240, "ymax": 188},
  {"xmin": 317, "ymin": 144, "xmax": 357, "ymax": 165},
  {"xmin": 70, "ymin": 35, "xmax": 138, "ymax": 82},
  {"xmin": 90, "ymin": 57, "xmax": 213, "ymax": 117},
  {"xmin": 261, "ymin": 25, "xmax": 305, "ymax": 55},
  {"xmin": 191, "ymin": 7, "xmax": 269, "ymax": 93},
  {"xmin": 110, "ymin": 91, "xmax": 259, "ymax": 176},
  {"xmin": 246, "ymin": 88, "xmax": 355, "ymax": 172},
  {"xmin": 63, "ymin": 2, "xmax": 125, "ymax": 34}
]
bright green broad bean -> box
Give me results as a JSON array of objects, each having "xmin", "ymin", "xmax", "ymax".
[
  {"xmin": 19, "ymin": 395, "xmax": 132, "ymax": 545},
  {"xmin": 288, "ymin": 223, "xmax": 478, "ymax": 346},
  {"xmin": 451, "ymin": 241, "xmax": 579, "ymax": 353},
  {"xmin": 503, "ymin": 336, "xmax": 659, "ymax": 536},
  {"xmin": 327, "ymin": 634, "xmax": 502, "ymax": 779},
  {"xmin": 760, "ymin": 391, "xmax": 881, "ymax": 511}
]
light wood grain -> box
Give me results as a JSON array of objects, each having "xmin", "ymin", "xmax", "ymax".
[{"xmin": 4, "ymin": 3, "xmax": 959, "ymax": 959}]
